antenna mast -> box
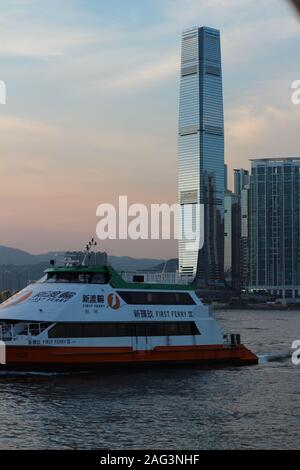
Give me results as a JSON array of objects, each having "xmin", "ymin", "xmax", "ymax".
[{"xmin": 81, "ymin": 237, "xmax": 97, "ymax": 266}]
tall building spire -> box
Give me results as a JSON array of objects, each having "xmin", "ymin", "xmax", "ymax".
[{"xmin": 178, "ymin": 26, "xmax": 225, "ymax": 286}]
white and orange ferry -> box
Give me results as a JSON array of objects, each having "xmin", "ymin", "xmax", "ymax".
[{"xmin": 0, "ymin": 250, "xmax": 258, "ymax": 372}]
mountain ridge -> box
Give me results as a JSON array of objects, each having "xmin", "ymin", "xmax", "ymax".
[{"xmin": 0, "ymin": 245, "xmax": 167, "ymax": 271}]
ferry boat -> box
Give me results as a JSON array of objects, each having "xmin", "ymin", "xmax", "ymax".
[{"xmin": 0, "ymin": 248, "xmax": 258, "ymax": 372}]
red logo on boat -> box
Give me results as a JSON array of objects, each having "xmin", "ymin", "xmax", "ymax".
[
  {"xmin": 107, "ymin": 293, "xmax": 120, "ymax": 310},
  {"xmin": 0, "ymin": 290, "xmax": 33, "ymax": 309}
]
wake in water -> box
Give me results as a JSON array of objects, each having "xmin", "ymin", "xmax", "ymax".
[
  {"xmin": 0, "ymin": 353, "xmax": 292, "ymax": 375},
  {"xmin": 0, "ymin": 371, "xmax": 72, "ymax": 377},
  {"xmin": 258, "ymin": 351, "xmax": 291, "ymax": 364},
  {"xmin": 0, "ymin": 370, "xmax": 94, "ymax": 377}
]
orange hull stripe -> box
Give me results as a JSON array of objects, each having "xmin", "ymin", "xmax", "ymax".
[{"xmin": 6, "ymin": 344, "xmax": 258, "ymax": 365}]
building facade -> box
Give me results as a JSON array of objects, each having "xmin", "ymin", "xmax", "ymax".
[
  {"xmin": 249, "ymin": 158, "xmax": 300, "ymax": 299},
  {"xmin": 234, "ymin": 168, "xmax": 249, "ymax": 197},
  {"xmin": 224, "ymin": 190, "xmax": 241, "ymax": 289},
  {"xmin": 234, "ymin": 169, "xmax": 250, "ymax": 288},
  {"xmin": 178, "ymin": 26, "xmax": 225, "ymax": 286}
]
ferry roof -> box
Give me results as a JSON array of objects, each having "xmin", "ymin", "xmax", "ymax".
[{"xmin": 45, "ymin": 265, "xmax": 194, "ymax": 291}]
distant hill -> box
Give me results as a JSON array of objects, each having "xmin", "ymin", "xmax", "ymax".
[
  {"xmin": 0, "ymin": 246, "xmax": 56, "ymax": 266},
  {"xmin": 0, "ymin": 246, "xmax": 179, "ymax": 292},
  {"xmin": 0, "ymin": 245, "xmax": 165, "ymax": 271},
  {"xmin": 151, "ymin": 258, "xmax": 178, "ymax": 273},
  {"xmin": 109, "ymin": 256, "xmax": 165, "ymax": 271},
  {"xmin": 0, "ymin": 262, "xmax": 49, "ymax": 292},
  {"xmin": 0, "ymin": 245, "xmax": 38, "ymax": 265}
]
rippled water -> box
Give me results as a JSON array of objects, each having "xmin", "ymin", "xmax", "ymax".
[{"xmin": 0, "ymin": 309, "xmax": 300, "ymax": 450}]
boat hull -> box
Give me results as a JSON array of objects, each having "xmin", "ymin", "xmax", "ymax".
[{"xmin": 0, "ymin": 344, "xmax": 258, "ymax": 372}]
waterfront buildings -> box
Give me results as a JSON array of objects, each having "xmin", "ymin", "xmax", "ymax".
[
  {"xmin": 249, "ymin": 158, "xmax": 300, "ymax": 299},
  {"xmin": 178, "ymin": 26, "xmax": 225, "ymax": 287},
  {"xmin": 176, "ymin": 26, "xmax": 299, "ymax": 300}
]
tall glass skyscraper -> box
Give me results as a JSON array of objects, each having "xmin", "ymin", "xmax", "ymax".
[
  {"xmin": 250, "ymin": 158, "xmax": 300, "ymax": 299},
  {"xmin": 178, "ymin": 26, "xmax": 224, "ymax": 286}
]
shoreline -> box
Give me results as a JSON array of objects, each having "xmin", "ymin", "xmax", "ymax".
[{"xmin": 212, "ymin": 303, "xmax": 300, "ymax": 311}]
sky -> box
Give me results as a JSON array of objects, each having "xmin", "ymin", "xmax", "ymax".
[{"xmin": 0, "ymin": 0, "xmax": 299, "ymax": 258}]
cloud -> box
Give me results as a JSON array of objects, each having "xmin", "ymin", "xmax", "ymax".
[
  {"xmin": 0, "ymin": 30, "xmax": 100, "ymax": 58},
  {"xmin": 0, "ymin": 113, "xmax": 174, "ymax": 190},
  {"xmin": 0, "ymin": 111, "xmax": 177, "ymax": 255},
  {"xmin": 0, "ymin": 1, "xmax": 114, "ymax": 58},
  {"xmin": 226, "ymin": 106, "xmax": 270, "ymax": 142},
  {"xmin": 0, "ymin": 116, "xmax": 59, "ymax": 174},
  {"xmin": 225, "ymin": 101, "xmax": 300, "ymax": 187},
  {"xmin": 223, "ymin": 16, "xmax": 300, "ymax": 65},
  {"xmin": 105, "ymin": 54, "xmax": 179, "ymax": 90},
  {"xmin": 0, "ymin": 0, "xmax": 299, "ymax": 256}
]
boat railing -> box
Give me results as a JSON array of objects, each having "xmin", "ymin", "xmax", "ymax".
[
  {"xmin": 223, "ymin": 333, "xmax": 241, "ymax": 347},
  {"xmin": 0, "ymin": 324, "xmax": 15, "ymax": 342},
  {"xmin": 0, "ymin": 322, "xmax": 51, "ymax": 342},
  {"xmin": 120, "ymin": 271, "xmax": 194, "ymax": 285}
]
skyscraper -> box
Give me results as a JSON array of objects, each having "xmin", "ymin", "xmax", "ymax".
[
  {"xmin": 224, "ymin": 164, "xmax": 228, "ymax": 192},
  {"xmin": 178, "ymin": 26, "xmax": 225, "ymax": 286},
  {"xmin": 234, "ymin": 169, "xmax": 249, "ymax": 197},
  {"xmin": 234, "ymin": 168, "xmax": 250, "ymax": 288},
  {"xmin": 224, "ymin": 190, "xmax": 240, "ymax": 289},
  {"xmin": 250, "ymin": 158, "xmax": 300, "ymax": 299}
]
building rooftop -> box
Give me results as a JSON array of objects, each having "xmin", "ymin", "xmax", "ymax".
[
  {"xmin": 183, "ymin": 25, "xmax": 220, "ymax": 35},
  {"xmin": 250, "ymin": 157, "xmax": 300, "ymax": 162}
]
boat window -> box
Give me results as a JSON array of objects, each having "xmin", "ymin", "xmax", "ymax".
[
  {"xmin": 116, "ymin": 291, "xmax": 195, "ymax": 305},
  {"xmin": 90, "ymin": 273, "xmax": 108, "ymax": 284},
  {"xmin": 48, "ymin": 322, "xmax": 200, "ymax": 338},
  {"xmin": 43, "ymin": 272, "xmax": 108, "ymax": 284},
  {"xmin": 49, "ymin": 323, "xmax": 66, "ymax": 337}
]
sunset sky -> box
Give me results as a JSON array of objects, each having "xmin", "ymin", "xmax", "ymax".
[{"xmin": 0, "ymin": 0, "xmax": 299, "ymax": 258}]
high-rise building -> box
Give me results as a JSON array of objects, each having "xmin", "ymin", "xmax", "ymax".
[
  {"xmin": 178, "ymin": 26, "xmax": 225, "ymax": 286},
  {"xmin": 234, "ymin": 168, "xmax": 250, "ymax": 288},
  {"xmin": 224, "ymin": 190, "xmax": 240, "ymax": 289},
  {"xmin": 224, "ymin": 164, "xmax": 228, "ymax": 191},
  {"xmin": 250, "ymin": 158, "xmax": 300, "ymax": 299},
  {"xmin": 234, "ymin": 169, "xmax": 249, "ymax": 197}
]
